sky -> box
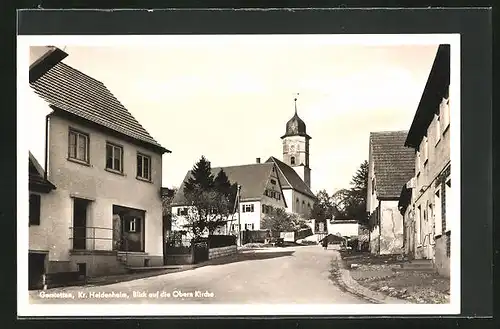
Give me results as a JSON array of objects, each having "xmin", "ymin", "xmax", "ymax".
[{"xmin": 27, "ymin": 37, "xmax": 439, "ymax": 195}]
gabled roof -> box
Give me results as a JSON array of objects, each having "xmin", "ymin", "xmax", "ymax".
[
  {"xmin": 30, "ymin": 62, "xmax": 170, "ymax": 154},
  {"xmin": 171, "ymin": 163, "xmax": 284, "ymax": 207},
  {"xmin": 265, "ymin": 156, "xmax": 316, "ymax": 199},
  {"xmin": 405, "ymin": 44, "xmax": 450, "ymax": 148},
  {"xmin": 29, "ymin": 152, "xmax": 56, "ymax": 193},
  {"xmin": 370, "ymin": 131, "xmax": 415, "ymax": 199}
]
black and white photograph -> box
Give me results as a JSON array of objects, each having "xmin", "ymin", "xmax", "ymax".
[{"xmin": 18, "ymin": 33, "xmax": 460, "ymax": 317}]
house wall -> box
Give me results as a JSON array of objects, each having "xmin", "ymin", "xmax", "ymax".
[
  {"xmin": 283, "ymin": 189, "xmax": 314, "ymax": 218},
  {"xmin": 327, "ymin": 222, "xmax": 359, "ymax": 237},
  {"xmin": 406, "ymin": 93, "xmax": 451, "ymax": 277},
  {"xmin": 172, "ymin": 200, "xmax": 262, "ymax": 235},
  {"xmin": 369, "ymin": 200, "xmax": 404, "ymax": 255},
  {"xmin": 40, "ymin": 114, "xmax": 163, "ymax": 268}
]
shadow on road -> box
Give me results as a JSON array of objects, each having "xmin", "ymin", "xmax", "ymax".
[{"xmin": 198, "ymin": 250, "xmax": 296, "ymax": 267}]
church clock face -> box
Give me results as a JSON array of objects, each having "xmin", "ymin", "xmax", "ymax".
[{"xmin": 289, "ymin": 144, "xmax": 296, "ymax": 153}]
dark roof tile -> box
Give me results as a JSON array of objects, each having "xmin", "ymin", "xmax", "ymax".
[
  {"xmin": 266, "ymin": 156, "xmax": 316, "ymax": 198},
  {"xmin": 370, "ymin": 131, "xmax": 415, "ymax": 199},
  {"xmin": 171, "ymin": 163, "xmax": 277, "ymax": 206},
  {"xmin": 30, "ymin": 62, "xmax": 169, "ymax": 153}
]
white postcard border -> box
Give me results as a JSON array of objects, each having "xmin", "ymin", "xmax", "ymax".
[{"xmin": 17, "ymin": 33, "xmax": 461, "ymax": 317}]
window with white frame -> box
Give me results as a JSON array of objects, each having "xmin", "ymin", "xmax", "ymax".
[
  {"xmin": 128, "ymin": 218, "xmax": 137, "ymax": 233},
  {"xmin": 434, "ymin": 187, "xmax": 443, "ymax": 236},
  {"xmin": 242, "ymin": 204, "xmax": 254, "ymax": 213},
  {"xmin": 137, "ymin": 153, "xmax": 151, "ymax": 181},
  {"xmin": 245, "ymin": 223, "xmax": 254, "ymax": 230},
  {"xmin": 423, "ymin": 136, "xmax": 429, "ymax": 166},
  {"xmin": 435, "ymin": 113, "xmax": 441, "ymax": 145},
  {"xmin": 68, "ymin": 129, "xmax": 89, "ymax": 163},
  {"xmin": 445, "ymin": 178, "xmax": 451, "ymax": 232},
  {"xmin": 106, "ymin": 142, "xmax": 123, "ymax": 172}
]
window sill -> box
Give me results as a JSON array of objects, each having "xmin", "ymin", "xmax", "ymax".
[
  {"xmin": 136, "ymin": 176, "xmax": 153, "ymax": 184},
  {"xmin": 67, "ymin": 158, "xmax": 91, "ymax": 167},
  {"xmin": 105, "ymin": 168, "xmax": 125, "ymax": 176}
]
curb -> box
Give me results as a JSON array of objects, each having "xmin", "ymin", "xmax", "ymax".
[{"xmin": 334, "ymin": 257, "xmax": 411, "ymax": 304}]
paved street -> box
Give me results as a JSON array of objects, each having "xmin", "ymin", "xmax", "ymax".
[{"xmin": 29, "ymin": 246, "xmax": 367, "ymax": 304}]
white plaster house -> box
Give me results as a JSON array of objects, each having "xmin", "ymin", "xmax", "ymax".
[
  {"xmin": 27, "ymin": 46, "xmax": 170, "ymax": 288},
  {"xmin": 327, "ymin": 217, "xmax": 360, "ymax": 237},
  {"xmin": 170, "ymin": 162, "xmax": 287, "ymax": 238},
  {"xmin": 366, "ymin": 131, "xmax": 415, "ymax": 255},
  {"xmin": 169, "ymin": 100, "xmax": 317, "ymax": 240},
  {"xmin": 399, "ymin": 44, "xmax": 452, "ymax": 277}
]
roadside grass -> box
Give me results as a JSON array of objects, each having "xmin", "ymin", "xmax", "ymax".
[{"xmin": 339, "ymin": 250, "xmax": 450, "ymax": 304}]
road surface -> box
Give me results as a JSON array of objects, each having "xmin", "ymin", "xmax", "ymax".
[{"xmin": 29, "ymin": 245, "xmax": 367, "ymax": 304}]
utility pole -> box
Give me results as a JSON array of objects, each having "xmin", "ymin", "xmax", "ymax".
[{"xmin": 237, "ymin": 185, "xmax": 242, "ymax": 246}]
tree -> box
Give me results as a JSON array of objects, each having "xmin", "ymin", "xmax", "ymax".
[
  {"xmin": 343, "ymin": 160, "xmax": 369, "ymax": 226},
  {"xmin": 310, "ymin": 189, "xmax": 341, "ymax": 226},
  {"xmin": 182, "ymin": 156, "xmax": 238, "ymax": 238},
  {"xmin": 261, "ymin": 206, "xmax": 306, "ymax": 235}
]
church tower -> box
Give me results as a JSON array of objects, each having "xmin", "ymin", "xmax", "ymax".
[{"xmin": 281, "ymin": 96, "xmax": 311, "ymax": 189}]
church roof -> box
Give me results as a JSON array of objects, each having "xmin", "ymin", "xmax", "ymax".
[
  {"xmin": 266, "ymin": 156, "xmax": 316, "ymax": 199},
  {"xmin": 171, "ymin": 163, "xmax": 285, "ymax": 207},
  {"xmin": 281, "ymin": 99, "xmax": 311, "ymax": 139}
]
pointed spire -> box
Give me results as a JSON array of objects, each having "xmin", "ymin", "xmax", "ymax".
[{"xmin": 294, "ymin": 93, "xmax": 299, "ymax": 115}]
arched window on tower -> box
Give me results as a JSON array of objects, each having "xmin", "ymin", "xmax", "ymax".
[{"xmin": 290, "ymin": 156, "xmax": 295, "ymax": 165}]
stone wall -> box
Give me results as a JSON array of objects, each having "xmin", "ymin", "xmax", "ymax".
[{"xmin": 208, "ymin": 245, "xmax": 237, "ymax": 260}]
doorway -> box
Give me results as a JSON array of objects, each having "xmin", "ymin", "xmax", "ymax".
[
  {"xmin": 112, "ymin": 205, "xmax": 145, "ymax": 252},
  {"xmin": 72, "ymin": 198, "xmax": 90, "ymax": 250},
  {"xmin": 28, "ymin": 252, "xmax": 46, "ymax": 290}
]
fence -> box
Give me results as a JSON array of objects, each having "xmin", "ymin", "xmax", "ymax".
[{"xmin": 69, "ymin": 226, "xmax": 113, "ymax": 251}]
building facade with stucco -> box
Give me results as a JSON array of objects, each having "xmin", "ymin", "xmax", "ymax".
[
  {"xmin": 27, "ymin": 46, "xmax": 170, "ymax": 288},
  {"xmin": 367, "ymin": 130, "xmax": 415, "ymax": 255},
  {"xmin": 399, "ymin": 44, "xmax": 452, "ymax": 277}
]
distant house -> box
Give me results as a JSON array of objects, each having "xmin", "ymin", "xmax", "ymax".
[
  {"xmin": 327, "ymin": 217, "xmax": 360, "ymax": 238},
  {"xmin": 171, "ymin": 161, "xmax": 287, "ymax": 238},
  {"xmin": 367, "ymin": 131, "xmax": 415, "ymax": 255},
  {"xmin": 27, "ymin": 46, "xmax": 170, "ymax": 288},
  {"xmin": 399, "ymin": 44, "xmax": 451, "ymax": 277}
]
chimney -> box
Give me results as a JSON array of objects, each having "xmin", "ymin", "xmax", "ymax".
[{"xmin": 256, "ymin": 158, "xmax": 261, "ymax": 164}]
